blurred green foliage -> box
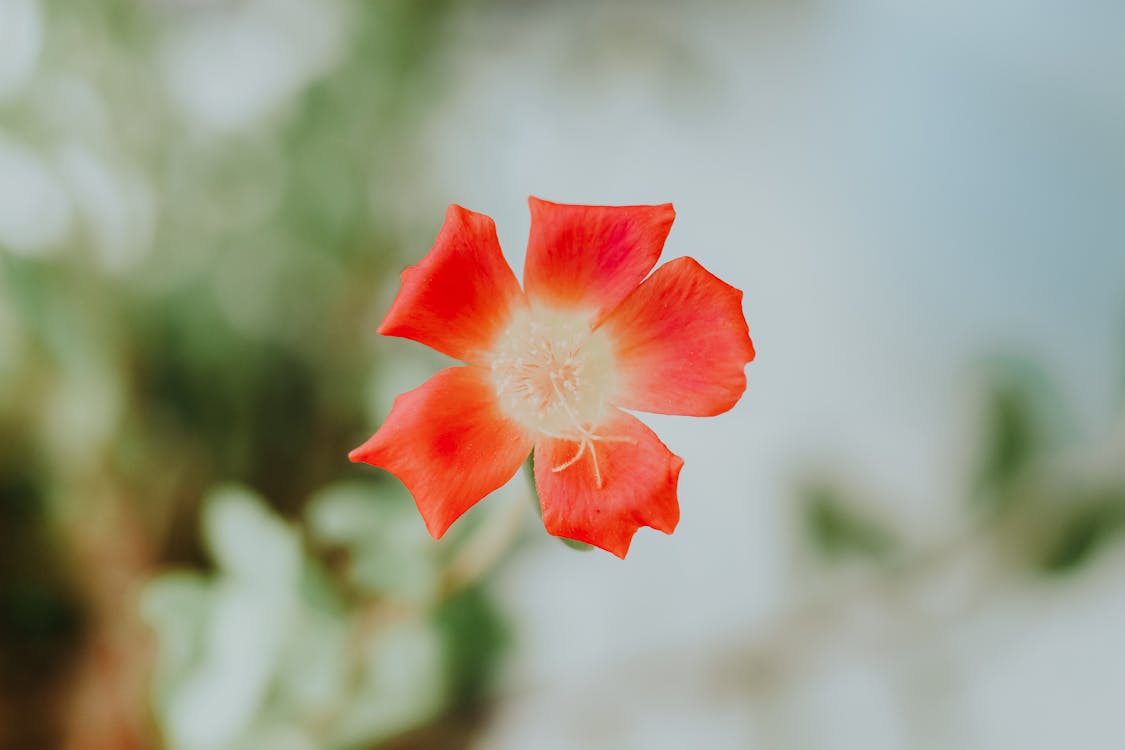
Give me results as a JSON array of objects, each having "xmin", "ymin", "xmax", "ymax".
[
  {"xmin": 0, "ymin": 445, "xmax": 84, "ymax": 749},
  {"xmin": 801, "ymin": 355, "xmax": 1125, "ymax": 579},
  {"xmin": 801, "ymin": 482, "xmax": 897, "ymax": 563},
  {"xmin": 0, "ymin": 0, "xmax": 509, "ymax": 747},
  {"xmin": 972, "ymin": 360, "xmax": 1125, "ymax": 575},
  {"xmin": 3, "ymin": 1, "xmax": 1123, "ymax": 747},
  {"xmin": 1039, "ymin": 486, "xmax": 1125, "ymax": 573},
  {"xmin": 143, "ymin": 484, "xmax": 505, "ymax": 750},
  {"xmin": 973, "ymin": 358, "xmax": 1072, "ymax": 512}
]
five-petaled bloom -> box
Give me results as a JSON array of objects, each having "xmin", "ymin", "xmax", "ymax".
[{"xmin": 350, "ymin": 198, "xmax": 755, "ymax": 558}]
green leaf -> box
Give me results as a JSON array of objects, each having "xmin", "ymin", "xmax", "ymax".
[
  {"xmin": 558, "ymin": 537, "xmax": 595, "ymax": 552},
  {"xmin": 433, "ymin": 584, "xmax": 509, "ymax": 707},
  {"xmin": 305, "ymin": 480, "xmax": 439, "ymax": 600},
  {"xmin": 802, "ymin": 483, "xmax": 897, "ymax": 562},
  {"xmin": 203, "ymin": 484, "xmax": 301, "ymax": 592},
  {"xmin": 272, "ymin": 607, "xmax": 350, "ymax": 720},
  {"xmin": 140, "ymin": 573, "xmax": 213, "ymax": 714},
  {"xmin": 974, "ymin": 358, "xmax": 1071, "ymax": 512},
  {"xmin": 143, "ymin": 486, "xmax": 307, "ymax": 750},
  {"xmin": 331, "ymin": 619, "xmax": 446, "ymax": 747},
  {"xmin": 524, "ymin": 454, "xmax": 540, "ymax": 516},
  {"xmin": 979, "ymin": 387, "xmax": 1036, "ymax": 490},
  {"xmin": 1039, "ymin": 487, "xmax": 1125, "ymax": 574}
]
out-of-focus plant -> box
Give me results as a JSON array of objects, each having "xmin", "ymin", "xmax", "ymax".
[
  {"xmin": 1, "ymin": 0, "xmax": 516, "ymax": 747},
  {"xmin": 798, "ymin": 354, "xmax": 1125, "ymax": 580},
  {"xmin": 143, "ymin": 483, "xmax": 511, "ymax": 750},
  {"xmin": 721, "ymin": 352, "xmax": 1125, "ymax": 746}
]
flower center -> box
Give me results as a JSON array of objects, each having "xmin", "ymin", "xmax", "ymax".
[{"xmin": 488, "ymin": 306, "xmax": 622, "ymax": 486}]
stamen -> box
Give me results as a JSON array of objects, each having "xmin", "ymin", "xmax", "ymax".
[
  {"xmin": 588, "ymin": 439, "xmax": 603, "ymax": 489},
  {"xmin": 551, "ymin": 439, "xmax": 587, "ymax": 474},
  {"xmin": 489, "ymin": 307, "xmax": 622, "ymax": 489},
  {"xmin": 547, "ymin": 427, "xmax": 637, "ymax": 490},
  {"xmin": 590, "ymin": 434, "xmax": 636, "ymax": 444}
]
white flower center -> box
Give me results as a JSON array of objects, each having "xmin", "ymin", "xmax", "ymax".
[{"xmin": 488, "ymin": 306, "xmax": 624, "ymax": 487}]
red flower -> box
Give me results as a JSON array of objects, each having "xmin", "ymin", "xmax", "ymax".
[{"xmin": 350, "ymin": 198, "xmax": 755, "ymax": 558}]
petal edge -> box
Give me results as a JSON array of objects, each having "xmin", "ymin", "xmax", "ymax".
[
  {"xmin": 533, "ymin": 410, "xmax": 682, "ymax": 558},
  {"xmin": 350, "ymin": 367, "xmax": 533, "ymax": 538},
  {"xmin": 524, "ymin": 197, "xmax": 675, "ymax": 320},
  {"xmin": 378, "ymin": 204, "xmax": 525, "ymax": 363},
  {"xmin": 602, "ymin": 256, "xmax": 755, "ymax": 417}
]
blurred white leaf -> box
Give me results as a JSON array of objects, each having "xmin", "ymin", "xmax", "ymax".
[
  {"xmin": 0, "ymin": 0, "xmax": 42, "ymax": 101},
  {"xmin": 307, "ymin": 481, "xmax": 440, "ymax": 601},
  {"xmin": 167, "ymin": 579, "xmax": 296, "ymax": 750},
  {"xmin": 151, "ymin": 487, "xmax": 303, "ymax": 750},
  {"xmin": 140, "ymin": 572, "xmax": 213, "ymax": 707},
  {"xmin": 332, "ymin": 620, "xmax": 446, "ymax": 746},
  {"xmin": 158, "ymin": 0, "xmax": 349, "ymax": 134},
  {"xmin": 56, "ymin": 144, "xmax": 155, "ymax": 273},
  {"xmin": 274, "ymin": 607, "xmax": 349, "ymax": 719},
  {"xmin": 235, "ymin": 726, "xmax": 318, "ymax": 750},
  {"xmin": 0, "ymin": 132, "xmax": 71, "ymax": 255},
  {"xmin": 42, "ymin": 361, "xmax": 122, "ymax": 472},
  {"xmin": 204, "ymin": 484, "xmax": 301, "ymax": 593}
]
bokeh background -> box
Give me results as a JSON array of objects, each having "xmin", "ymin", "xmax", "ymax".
[{"xmin": 2, "ymin": 1, "xmax": 1124, "ymax": 748}]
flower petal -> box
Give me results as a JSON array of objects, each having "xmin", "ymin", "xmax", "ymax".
[
  {"xmin": 349, "ymin": 367, "xmax": 533, "ymax": 538},
  {"xmin": 523, "ymin": 197, "xmax": 675, "ymax": 319},
  {"xmin": 533, "ymin": 409, "xmax": 682, "ymax": 558},
  {"xmin": 378, "ymin": 204, "xmax": 525, "ymax": 363},
  {"xmin": 601, "ymin": 256, "xmax": 755, "ymax": 417}
]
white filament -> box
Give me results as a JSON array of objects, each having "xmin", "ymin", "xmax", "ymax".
[{"xmin": 488, "ymin": 306, "xmax": 628, "ymax": 487}]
